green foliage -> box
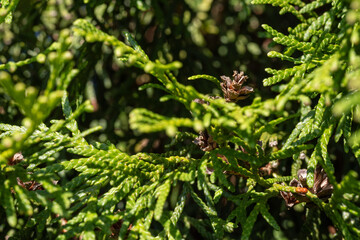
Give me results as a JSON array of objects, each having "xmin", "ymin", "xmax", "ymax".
[
  {"xmin": 1, "ymin": 0, "xmax": 360, "ymax": 239},
  {"xmin": 0, "ymin": 0, "xmax": 19, "ymax": 24}
]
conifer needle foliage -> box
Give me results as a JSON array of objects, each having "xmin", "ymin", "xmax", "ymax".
[{"xmin": 1, "ymin": 0, "xmax": 360, "ymax": 239}]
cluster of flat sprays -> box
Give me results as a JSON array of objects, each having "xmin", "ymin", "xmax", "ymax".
[
  {"xmin": 192, "ymin": 71, "xmax": 334, "ymax": 208},
  {"xmin": 281, "ymin": 166, "xmax": 334, "ymax": 207},
  {"xmin": 193, "ymin": 70, "xmax": 253, "ymax": 151}
]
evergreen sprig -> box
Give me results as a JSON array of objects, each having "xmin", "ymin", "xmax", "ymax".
[{"xmin": 1, "ymin": 0, "xmax": 360, "ymax": 239}]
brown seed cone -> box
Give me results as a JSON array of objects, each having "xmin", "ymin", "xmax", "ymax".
[
  {"xmin": 280, "ymin": 166, "xmax": 334, "ymax": 208},
  {"xmin": 220, "ymin": 71, "xmax": 253, "ymax": 102}
]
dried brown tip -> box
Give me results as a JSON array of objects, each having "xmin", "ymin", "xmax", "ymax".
[
  {"xmin": 193, "ymin": 131, "xmax": 217, "ymax": 152},
  {"xmin": 8, "ymin": 152, "xmax": 24, "ymax": 165},
  {"xmin": 260, "ymin": 160, "xmax": 279, "ymax": 176}
]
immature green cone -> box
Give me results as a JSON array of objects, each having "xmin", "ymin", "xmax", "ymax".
[{"xmin": 220, "ymin": 71, "xmax": 253, "ymax": 102}]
